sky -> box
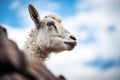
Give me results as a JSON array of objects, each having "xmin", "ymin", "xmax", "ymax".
[{"xmin": 0, "ymin": 0, "xmax": 120, "ymax": 80}]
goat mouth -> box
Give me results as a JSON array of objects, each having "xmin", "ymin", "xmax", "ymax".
[{"xmin": 64, "ymin": 41, "xmax": 77, "ymax": 46}]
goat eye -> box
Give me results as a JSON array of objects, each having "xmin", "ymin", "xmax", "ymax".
[{"xmin": 47, "ymin": 21, "xmax": 54, "ymax": 27}]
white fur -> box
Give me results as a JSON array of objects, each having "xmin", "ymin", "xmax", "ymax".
[{"xmin": 24, "ymin": 4, "xmax": 76, "ymax": 62}]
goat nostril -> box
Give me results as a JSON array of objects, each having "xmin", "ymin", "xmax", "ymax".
[{"xmin": 70, "ymin": 35, "xmax": 76, "ymax": 40}]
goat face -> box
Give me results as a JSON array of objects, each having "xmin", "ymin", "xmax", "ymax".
[{"xmin": 28, "ymin": 4, "xmax": 77, "ymax": 53}]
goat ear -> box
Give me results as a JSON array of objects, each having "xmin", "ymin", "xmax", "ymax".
[{"xmin": 28, "ymin": 4, "xmax": 40, "ymax": 25}]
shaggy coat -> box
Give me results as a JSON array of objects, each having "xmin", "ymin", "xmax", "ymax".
[{"xmin": 24, "ymin": 4, "xmax": 77, "ymax": 61}]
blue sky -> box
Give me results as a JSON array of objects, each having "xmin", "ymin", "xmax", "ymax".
[
  {"xmin": 50, "ymin": 0, "xmax": 77, "ymax": 16},
  {"xmin": 0, "ymin": 0, "xmax": 77, "ymax": 27},
  {"xmin": 0, "ymin": 0, "xmax": 120, "ymax": 80},
  {"xmin": 0, "ymin": 0, "xmax": 20, "ymax": 27}
]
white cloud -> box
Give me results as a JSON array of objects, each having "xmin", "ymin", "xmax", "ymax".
[
  {"xmin": 10, "ymin": 0, "xmax": 20, "ymax": 10},
  {"xmin": 32, "ymin": 0, "xmax": 60, "ymax": 11},
  {"xmin": 1, "ymin": 24, "xmax": 31, "ymax": 49},
  {"xmin": 46, "ymin": 52, "xmax": 120, "ymax": 80}
]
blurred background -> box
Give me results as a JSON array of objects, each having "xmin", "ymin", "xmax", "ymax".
[{"xmin": 0, "ymin": 0, "xmax": 120, "ymax": 80}]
